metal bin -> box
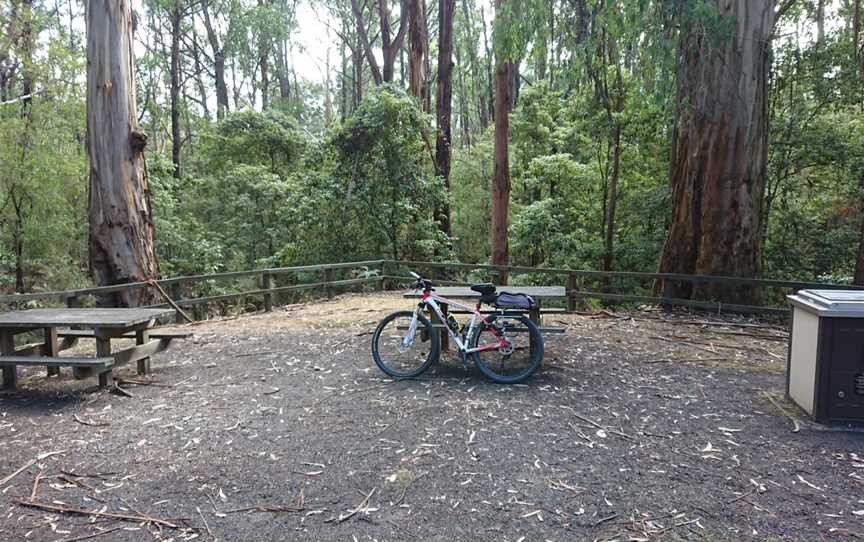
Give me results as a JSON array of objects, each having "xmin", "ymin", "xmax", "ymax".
[{"xmin": 786, "ymin": 290, "xmax": 864, "ymax": 423}]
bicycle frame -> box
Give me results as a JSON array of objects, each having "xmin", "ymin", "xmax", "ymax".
[{"xmin": 404, "ymin": 289, "xmax": 509, "ymax": 354}]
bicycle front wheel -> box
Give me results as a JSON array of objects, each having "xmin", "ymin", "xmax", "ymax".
[
  {"xmin": 372, "ymin": 310, "xmax": 439, "ymax": 378},
  {"xmin": 470, "ymin": 315, "xmax": 543, "ymax": 384}
]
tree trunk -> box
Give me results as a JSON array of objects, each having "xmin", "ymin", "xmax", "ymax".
[
  {"xmin": 603, "ymin": 123, "xmax": 620, "ymax": 272},
  {"xmin": 170, "ymin": 0, "xmax": 182, "ymax": 179},
  {"xmin": 324, "ymin": 46, "xmax": 333, "ymax": 126},
  {"xmin": 816, "ymin": 0, "xmax": 825, "ymax": 45},
  {"xmin": 353, "ymin": 32, "xmax": 364, "ymax": 107},
  {"xmin": 351, "ymin": 0, "xmax": 383, "ymax": 84},
  {"xmin": 435, "ymin": 0, "xmax": 454, "ymax": 236},
  {"xmin": 481, "ymin": 4, "xmax": 494, "ymax": 123},
  {"xmin": 200, "ymin": 0, "xmax": 228, "ymax": 119},
  {"xmin": 277, "ymin": 40, "xmax": 291, "ymax": 100},
  {"xmin": 655, "ymin": 0, "xmax": 774, "ymax": 304},
  {"xmin": 408, "ymin": 0, "xmax": 425, "ymax": 101},
  {"xmin": 454, "ymin": 41, "xmax": 471, "ymax": 147},
  {"xmin": 86, "ymin": 0, "xmax": 159, "ymax": 307},
  {"xmin": 852, "ymin": 0, "xmax": 864, "ymax": 284},
  {"xmin": 191, "ymin": 31, "xmax": 211, "ymax": 120},
  {"xmin": 491, "ymin": 0, "xmax": 513, "ymax": 281}
]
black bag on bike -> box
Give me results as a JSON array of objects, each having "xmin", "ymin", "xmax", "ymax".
[{"xmin": 494, "ymin": 292, "xmax": 536, "ymax": 310}]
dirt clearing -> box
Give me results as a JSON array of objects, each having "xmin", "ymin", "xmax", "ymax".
[{"xmin": 0, "ymin": 293, "xmax": 862, "ymax": 541}]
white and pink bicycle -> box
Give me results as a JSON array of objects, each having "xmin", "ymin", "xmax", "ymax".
[{"xmin": 371, "ymin": 272, "xmax": 544, "ymax": 383}]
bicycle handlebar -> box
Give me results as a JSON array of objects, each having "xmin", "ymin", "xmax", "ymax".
[{"xmin": 408, "ymin": 272, "xmax": 433, "ymax": 292}]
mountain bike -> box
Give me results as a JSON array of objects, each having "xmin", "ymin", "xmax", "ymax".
[{"xmin": 371, "ymin": 272, "xmax": 544, "ymax": 384}]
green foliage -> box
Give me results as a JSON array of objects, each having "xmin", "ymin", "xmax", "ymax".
[{"xmin": 301, "ymin": 85, "xmax": 449, "ymax": 262}]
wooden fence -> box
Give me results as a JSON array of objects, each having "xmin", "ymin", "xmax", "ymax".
[{"xmin": 0, "ymin": 259, "xmax": 859, "ymax": 319}]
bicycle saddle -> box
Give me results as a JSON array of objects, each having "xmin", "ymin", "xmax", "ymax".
[{"xmin": 470, "ymin": 283, "xmax": 497, "ymax": 295}]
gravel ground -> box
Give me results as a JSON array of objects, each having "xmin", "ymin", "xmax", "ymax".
[{"xmin": 0, "ymin": 293, "xmax": 862, "ymax": 541}]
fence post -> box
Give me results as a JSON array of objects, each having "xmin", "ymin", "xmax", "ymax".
[
  {"xmin": 567, "ymin": 273, "xmax": 578, "ymax": 312},
  {"xmin": 324, "ymin": 267, "xmax": 335, "ymax": 299},
  {"xmin": 262, "ymin": 272, "xmax": 273, "ymax": 312},
  {"xmin": 170, "ymin": 282, "xmax": 185, "ymax": 323},
  {"xmin": 381, "ymin": 261, "xmax": 391, "ymax": 291},
  {"xmin": 378, "ymin": 261, "xmax": 387, "ymax": 291}
]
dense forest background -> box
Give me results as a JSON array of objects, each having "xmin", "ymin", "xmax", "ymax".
[{"xmin": 0, "ymin": 0, "xmax": 862, "ymax": 302}]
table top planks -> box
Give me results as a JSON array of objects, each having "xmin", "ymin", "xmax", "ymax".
[
  {"xmin": 403, "ymin": 286, "xmax": 566, "ymax": 299},
  {"xmin": 0, "ymin": 308, "xmax": 175, "ymax": 329}
]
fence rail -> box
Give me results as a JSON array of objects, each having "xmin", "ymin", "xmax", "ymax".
[{"xmin": 0, "ymin": 259, "xmax": 857, "ymax": 319}]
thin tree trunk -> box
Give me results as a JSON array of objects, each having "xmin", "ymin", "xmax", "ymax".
[
  {"xmin": 324, "ymin": 46, "xmax": 333, "ymax": 126},
  {"xmin": 481, "ymin": 4, "xmax": 494, "ymax": 123},
  {"xmin": 816, "ymin": 0, "xmax": 825, "ymax": 45},
  {"xmin": 353, "ymin": 32, "xmax": 364, "ymax": 107},
  {"xmin": 86, "ymin": 0, "xmax": 159, "ymax": 307},
  {"xmin": 435, "ymin": 0, "xmax": 455, "ymax": 236},
  {"xmin": 200, "ymin": 0, "xmax": 228, "ymax": 119},
  {"xmin": 422, "ymin": 0, "xmax": 432, "ymax": 112},
  {"xmin": 454, "ymin": 43, "xmax": 471, "ymax": 147},
  {"xmin": 170, "ymin": 0, "xmax": 182, "ymax": 179},
  {"xmin": 490, "ymin": 0, "xmax": 513, "ymax": 281},
  {"xmin": 191, "ymin": 31, "xmax": 211, "ymax": 120},
  {"xmin": 655, "ymin": 0, "xmax": 774, "ymax": 304},
  {"xmin": 277, "ymin": 40, "xmax": 291, "ymax": 100}
]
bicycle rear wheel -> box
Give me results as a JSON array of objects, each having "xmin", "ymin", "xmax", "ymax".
[
  {"xmin": 469, "ymin": 315, "xmax": 543, "ymax": 384},
  {"xmin": 372, "ymin": 310, "xmax": 439, "ymax": 378}
]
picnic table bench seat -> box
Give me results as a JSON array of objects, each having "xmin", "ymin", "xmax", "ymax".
[
  {"xmin": 0, "ymin": 355, "xmax": 114, "ymax": 369},
  {"xmin": 57, "ymin": 329, "xmax": 192, "ymax": 340}
]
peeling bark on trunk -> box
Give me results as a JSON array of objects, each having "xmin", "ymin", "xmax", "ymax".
[
  {"xmin": 435, "ymin": 0, "xmax": 454, "ymax": 236},
  {"xmin": 86, "ymin": 0, "xmax": 159, "ymax": 307},
  {"xmin": 407, "ymin": 0, "xmax": 426, "ymax": 102},
  {"xmin": 655, "ymin": 0, "xmax": 774, "ymax": 304}
]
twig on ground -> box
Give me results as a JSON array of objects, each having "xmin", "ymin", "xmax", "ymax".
[
  {"xmin": 223, "ymin": 504, "xmax": 303, "ymax": 514},
  {"xmin": 0, "ymin": 450, "xmax": 65, "ymax": 487},
  {"xmin": 197, "ymin": 506, "xmax": 215, "ymax": 540},
  {"xmin": 593, "ymin": 513, "xmax": 619, "ymax": 527},
  {"xmin": 645, "ymin": 357, "xmax": 729, "ymax": 364},
  {"xmin": 14, "ymin": 499, "xmax": 180, "ymax": 529},
  {"xmin": 111, "ymin": 383, "xmax": 135, "ymax": 398},
  {"xmin": 764, "ymin": 393, "xmax": 801, "ymax": 433},
  {"xmin": 117, "ymin": 378, "xmax": 173, "ymax": 388},
  {"xmin": 58, "ymin": 527, "xmax": 123, "ymax": 542},
  {"xmin": 338, "ymin": 488, "xmax": 376, "ymax": 523},
  {"xmin": 29, "ymin": 469, "xmax": 44, "ymax": 500},
  {"xmin": 73, "ymin": 414, "xmax": 110, "ymax": 427},
  {"xmin": 567, "ymin": 411, "xmax": 635, "ymax": 441}
]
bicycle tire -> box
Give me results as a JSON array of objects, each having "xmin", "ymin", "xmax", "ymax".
[
  {"xmin": 371, "ymin": 310, "xmax": 440, "ymax": 378},
  {"xmin": 470, "ymin": 315, "xmax": 543, "ymax": 384}
]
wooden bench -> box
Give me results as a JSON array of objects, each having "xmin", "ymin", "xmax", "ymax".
[
  {"xmin": 57, "ymin": 329, "xmax": 192, "ymax": 340},
  {"xmin": 0, "ymin": 356, "xmax": 114, "ymax": 369}
]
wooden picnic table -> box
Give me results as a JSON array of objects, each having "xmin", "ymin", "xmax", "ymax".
[
  {"xmin": 0, "ymin": 308, "xmax": 187, "ymax": 390},
  {"xmin": 403, "ymin": 285, "xmax": 567, "ymax": 348}
]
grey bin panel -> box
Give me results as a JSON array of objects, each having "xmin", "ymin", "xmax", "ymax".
[{"xmin": 787, "ymin": 289, "xmax": 864, "ymax": 423}]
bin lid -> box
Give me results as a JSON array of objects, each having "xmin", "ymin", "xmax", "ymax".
[{"xmin": 787, "ymin": 289, "xmax": 864, "ymax": 317}]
